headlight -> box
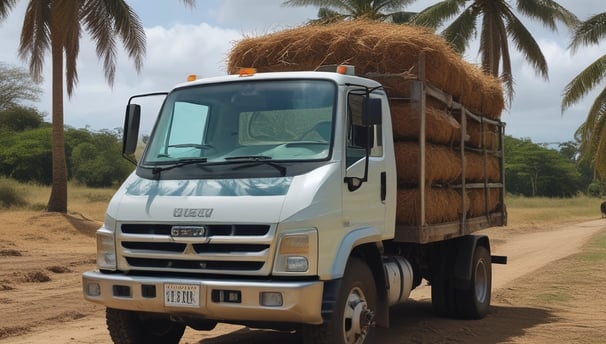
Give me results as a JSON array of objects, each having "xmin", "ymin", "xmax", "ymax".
[
  {"xmin": 96, "ymin": 228, "xmax": 116, "ymax": 271},
  {"xmin": 273, "ymin": 229, "xmax": 318, "ymax": 275}
]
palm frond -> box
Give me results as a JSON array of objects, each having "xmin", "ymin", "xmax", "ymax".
[
  {"xmin": 569, "ymin": 12, "xmax": 606, "ymax": 52},
  {"xmin": 577, "ymin": 87, "xmax": 606, "ymax": 177},
  {"xmin": 411, "ymin": 0, "xmax": 466, "ymax": 30},
  {"xmin": 106, "ymin": 0, "xmax": 145, "ymax": 73},
  {"xmin": 82, "ymin": 1, "xmax": 118, "ymax": 87},
  {"xmin": 504, "ymin": 7, "xmax": 548, "ymax": 80},
  {"xmin": 372, "ymin": 0, "xmax": 417, "ymax": 13},
  {"xmin": 389, "ymin": 11, "xmax": 417, "ymax": 24},
  {"xmin": 441, "ymin": 5, "xmax": 478, "ymax": 53},
  {"xmin": 516, "ymin": 0, "xmax": 579, "ymax": 31},
  {"xmin": 499, "ymin": 24, "xmax": 514, "ymax": 105},
  {"xmin": 82, "ymin": 0, "xmax": 145, "ymax": 87},
  {"xmin": 18, "ymin": 0, "xmax": 51, "ymax": 82},
  {"xmin": 311, "ymin": 7, "xmax": 346, "ymax": 23},
  {"xmin": 0, "ymin": 0, "xmax": 17, "ymax": 20},
  {"xmin": 283, "ymin": 0, "xmax": 354, "ymax": 13},
  {"xmin": 179, "ymin": 0, "xmax": 196, "ymax": 8},
  {"xmin": 562, "ymin": 54, "xmax": 606, "ymax": 111}
]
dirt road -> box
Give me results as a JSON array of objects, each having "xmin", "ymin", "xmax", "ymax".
[{"xmin": 1, "ymin": 211, "xmax": 604, "ymax": 343}]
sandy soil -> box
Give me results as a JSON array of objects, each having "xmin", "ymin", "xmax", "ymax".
[{"xmin": 0, "ymin": 211, "xmax": 604, "ymax": 344}]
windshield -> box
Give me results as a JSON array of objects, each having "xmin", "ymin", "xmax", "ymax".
[{"xmin": 142, "ymin": 79, "xmax": 336, "ymax": 166}]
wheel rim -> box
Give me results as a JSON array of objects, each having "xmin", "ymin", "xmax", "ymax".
[
  {"xmin": 474, "ymin": 258, "xmax": 488, "ymax": 303},
  {"xmin": 342, "ymin": 286, "xmax": 374, "ymax": 344}
]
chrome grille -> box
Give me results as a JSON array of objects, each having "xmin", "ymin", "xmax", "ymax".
[{"xmin": 118, "ymin": 223, "xmax": 274, "ymax": 276}]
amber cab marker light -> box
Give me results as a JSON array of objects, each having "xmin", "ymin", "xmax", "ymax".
[
  {"xmin": 187, "ymin": 74, "xmax": 197, "ymax": 82},
  {"xmin": 239, "ymin": 67, "xmax": 257, "ymax": 77},
  {"xmin": 336, "ymin": 65, "xmax": 355, "ymax": 75}
]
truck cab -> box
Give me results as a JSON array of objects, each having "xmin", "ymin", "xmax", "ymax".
[{"xmin": 83, "ymin": 67, "xmax": 402, "ymax": 343}]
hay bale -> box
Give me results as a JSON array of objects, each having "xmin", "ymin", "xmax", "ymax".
[
  {"xmin": 466, "ymin": 121, "xmax": 499, "ymax": 150},
  {"xmin": 391, "ymin": 101, "xmax": 461, "ymax": 145},
  {"xmin": 227, "ymin": 21, "xmax": 504, "ymax": 119},
  {"xmin": 369, "ymin": 73, "xmax": 415, "ymax": 99},
  {"xmin": 482, "ymin": 77, "xmax": 505, "ymax": 120},
  {"xmin": 468, "ymin": 188, "xmax": 502, "ymax": 217},
  {"xmin": 465, "ymin": 153, "xmax": 501, "ymax": 182},
  {"xmin": 396, "ymin": 187, "xmax": 468, "ymax": 225},
  {"xmin": 395, "ymin": 142, "xmax": 461, "ymax": 184}
]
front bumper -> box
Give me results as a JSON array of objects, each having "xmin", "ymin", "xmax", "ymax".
[{"xmin": 82, "ymin": 271, "xmax": 325, "ymax": 324}]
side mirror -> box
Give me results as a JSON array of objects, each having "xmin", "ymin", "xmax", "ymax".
[
  {"xmin": 361, "ymin": 97, "xmax": 382, "ymax": 126},
  {"xmin": 351, "ymin": 125, "xmax": 374, "ymax": 148},
  {"xmin": 123, "ymin": 104, "xmax": 141, "ymax": 155}
]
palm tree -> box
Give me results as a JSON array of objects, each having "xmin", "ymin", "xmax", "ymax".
[
  {"xmin": 411, "ymin": 0, "xmax": 578, "ymax": 103},
  {"xmin": 282, "ymin": 0, "xmax": 417, "ymax": 24},
  {"xmin": 0, "ymin": 0, "xmax": 194, "ymax": 213},
  {"xmin": 561, "ymin": 12, "xmax": 606, "ymax": 178}
]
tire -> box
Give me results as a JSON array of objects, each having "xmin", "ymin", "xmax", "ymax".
[
  {"xmin": 303, "ymin": 258, "xmax": 377, "ymax": 344},
  {"xmin": 106, "ymin": 308, "xmax": 186, "ymax": 344},
  {"xmin": 455, "ymin": 245, "xmax": 492, "ymax": 319}
]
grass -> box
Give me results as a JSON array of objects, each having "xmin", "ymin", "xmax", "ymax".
[
  {"xmin": 505, "ymin": 194, "xmax": 603, "ymax": 226},
  {"xmin": 0, "ymin": 178, "xmax": 116, "ymax": 221}
]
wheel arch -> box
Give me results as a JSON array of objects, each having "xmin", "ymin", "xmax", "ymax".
[
  {"xmin": 349, "ymin": 243, "xmax": 389, "ymax": 327},
  {"xmin": 453, "ymin": 235, "xmax": 491, "ymax": 284}
]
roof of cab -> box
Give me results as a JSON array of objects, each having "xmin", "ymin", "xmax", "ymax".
[{"xmin": 173, "ymin": 70, "xmax": 382, "ymax": 90}]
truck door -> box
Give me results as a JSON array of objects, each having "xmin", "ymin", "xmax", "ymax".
[{"xmin": 342, "ymin": 91, "xmax": 389, "ymax": 237}]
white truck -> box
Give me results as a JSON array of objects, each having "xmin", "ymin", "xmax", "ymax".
[{"xmin": 82, "ymin": 64, "xmax": 506, "ymax": 344}]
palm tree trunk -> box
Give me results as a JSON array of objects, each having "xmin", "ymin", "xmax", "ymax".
[{"xmin": 46, "ymin": 20, "xmax": 68, "ymax": 213}]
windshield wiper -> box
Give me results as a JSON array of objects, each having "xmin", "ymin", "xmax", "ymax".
[
  {"xmin": 151, "ymin": 157, "xmax": 208, "ymax": 176},
  {"xmin": 224, "ymin": 155, "xmax": 287, "ymax": 176}
]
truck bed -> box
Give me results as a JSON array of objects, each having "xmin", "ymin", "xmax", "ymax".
[{"xmin": 368, "ymin": 66, "xmax": 507, "ymax": 244}]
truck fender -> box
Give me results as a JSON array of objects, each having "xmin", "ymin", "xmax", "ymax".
[
  {"xmin": 328, "ymin": 227, "xmax": 383, "ymax": 279},
  {"xmin": 453, "ymin": 235, "xmax": 490, "ymax": 288},
  {"xmin": 327, "ymin": 227, "xmax": 390, "ymax": 327}
]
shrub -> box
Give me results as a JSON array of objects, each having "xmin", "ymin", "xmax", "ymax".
[{"xmin": 0, "ymin": 182, "xmax": 27, "ymax": 208}]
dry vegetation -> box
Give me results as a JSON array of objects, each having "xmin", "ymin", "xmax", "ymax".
[{"xmin": 506, "ymin": 195, "xmax": 603, "ymax": 227}]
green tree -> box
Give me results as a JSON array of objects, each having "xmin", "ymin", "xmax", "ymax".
[
  {"xmin": 0, "ymin": 63, "xmax": 42, "ymax": 110},
  {"xmin": 0, "ymin": 105, "xmax": 46, "ymax": 132},
  {"xmin": 0, "ymin": 127, "xmax": 52, "ymax": 183},
  {"xmin": 0, "ymin": 0, "xmax": 194, "ymax": 213},
  {"xmin": 561, "ymin": 12, "xmax": 606, "ymax": 180},
  {"xmin": 70, "ymin": 129, "xmax": 132, "ymax": 187},
  {"xmin": 505, "ymin": 136, "xmax": 582, "ymax": 197},
  {"xmin": 282, "ymin": 0, "xmax": 417, "ymax": 24},
  {"xmin": 411, "ymin": 0, "xmax": 578, "ymax": 103}
]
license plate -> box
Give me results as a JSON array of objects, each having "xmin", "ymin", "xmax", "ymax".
[{"xmin": 164, "ymin": 283, "xmax": 200, "ymax": 308}]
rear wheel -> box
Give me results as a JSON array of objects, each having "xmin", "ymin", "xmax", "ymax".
[
  {"xmin": 106, "ymin": 308, "xmax": 185, "ymax": 344},
  {"xmin": 303, "ymin": 258, "xmax": 377, "ymax": 344},
  {"xmin": 455, "ymin": 245, "xmax": 492, "ymax": 319}
]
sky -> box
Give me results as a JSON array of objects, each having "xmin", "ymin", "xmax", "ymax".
[{"xmin": 0, "ymin": 0, "xmax": 604, "ymax": 146}]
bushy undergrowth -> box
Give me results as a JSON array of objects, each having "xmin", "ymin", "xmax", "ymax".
[{"xmin": 0, "ymin": 181, "xmax": 28, "ymax": 208}]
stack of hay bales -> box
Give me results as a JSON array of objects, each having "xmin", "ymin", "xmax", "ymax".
[{"xmin": 227, "ymin": 21, "xmax": 504, "ymax": 226}]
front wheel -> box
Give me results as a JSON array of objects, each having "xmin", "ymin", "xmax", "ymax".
[
  {"xmin": 106, "ymin": 308, "xmax": 185, "ymax": 344},
  {"xmin": 303, "ymin": 258, "xmax": 377, "ymax": 344}
]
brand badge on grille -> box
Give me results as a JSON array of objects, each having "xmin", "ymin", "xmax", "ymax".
[
  {"xmin": 170, "ymin": 226, "xmax": 207, "ymax": 238},
  {"xmin": 173, "ymin": 208, "xmax": 214, "ymax": 218}
]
